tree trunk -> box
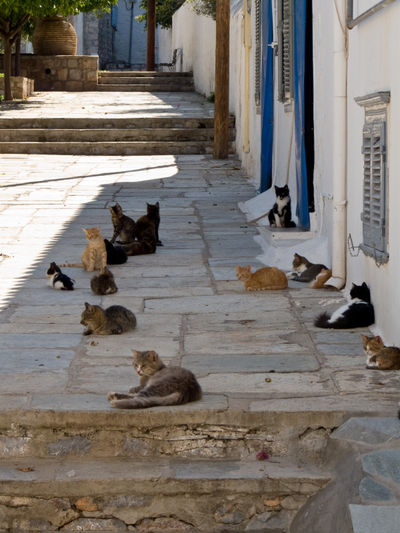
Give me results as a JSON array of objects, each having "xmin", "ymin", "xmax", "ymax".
[
  {"xmin": 14, "ymin": 33, "xmax": 21, "ymax": 76},
  {"xmin": 3, "ymin": 37, "xmax": 13, "ymax": 101},
  {"xmin": 146, "ymin": 0, "xmax": 156, "ymax": 70},
  {"xmin": 214, "ymin": 0, "xmax": 230, "ymax": 159}
]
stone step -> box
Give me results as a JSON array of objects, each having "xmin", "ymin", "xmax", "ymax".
[
  {"xmin": 96, "ymin": 83, "xmax": 194, "ymax": 92},
  {"xmin": 99, "ymin": 71, "xmax": 193, "ymax": 77},
  {"xmin": 0, "ymin": 140, "xmax": 236, "ymax": 155},
  {"xmin": 0, "ymin": 404, "xmax": 345, "ymax": 461},
  {"xmin": 0, "ymin": 117, "xmax": 227, "ymax": 129},
  {"xmin": 0, "ymin": 456, "xmax": 330, "ymax": 532},
  {"xmin": 98, "ymin": 76, "xmax": 193, "ymax": 85},
  {"xmin": 0, "ymin": 128, "xmax": 227, "ymax": 143}
]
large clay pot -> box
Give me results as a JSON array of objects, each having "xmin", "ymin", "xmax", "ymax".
[{"xmin": 32, "ymin": 16, "xmax": 77, "ymax": 55}]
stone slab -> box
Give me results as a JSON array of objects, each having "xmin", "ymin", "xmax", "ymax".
[
  {"xmin": 362, "ymin": 449, "xmax": 400, "ymax": 484},
  {"xmin": 331, "ymin": 417, "xmax": 400, "ymax": 445},
  {"xmin": 349, "ymin": 505, "xmax": 400, "ymax": 533}
]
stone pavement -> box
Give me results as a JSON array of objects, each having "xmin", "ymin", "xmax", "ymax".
[
  {"xmin": 0, "ymin": 149, "xmax": 398, "ymax": 416},
  {"xmin": 0, "ymin": 91, "xmax": 400, "ymax": 533}
]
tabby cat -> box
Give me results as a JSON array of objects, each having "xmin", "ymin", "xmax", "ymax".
[
  {"xmin": 123, "ymin": 202, "xmax": 160, "ymax": 256},
  {"xmin": 46, "ymin": 262, "xmax": 74, "ymax": 290},
  {"xmin": 236, "ymin": 265, "xmax": 288, "ymax": 291},
  {"xmin": 361, "ymin": 334, "xmax": 400, "ymax": 370},
  {"xmin": 109, "ymin": 203, "xmax": 136, "ymax": 244},
  {"xmin": 314, "ymin": 282, "xmax": 375, "ymax": 329},
  {"xmin": 90, "ymin": 266, "xmax": 118, "ymax": 295},
  {"xmin": 290, "ymin": 253, "xmax": 332, "ymax": 288},
  {"xmin": 108, "ymin": 349, "xmax": 202, "ymax": 409},
  {"xmin": 104, "ymin": 238, "xmax": 127, "ymax": 265},
  {"xmin": 80, "ymin": 302, "xmax": 136, "ymax": 335},
  {"xmin": 268, "ymin": 185, "xmax": 296, "ymax": 228},
  {"xmin": 60, "ymin": 227, "xmax": 107, "ymax": 272}
]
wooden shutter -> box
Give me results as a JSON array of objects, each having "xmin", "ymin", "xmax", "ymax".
[
  {"xmin": 361, "ymin": 120, "xmax": 387, "ymax": 257},
  {"xmin": 278, "ymin": 0, "xmax": 293, "ymax": 102}
]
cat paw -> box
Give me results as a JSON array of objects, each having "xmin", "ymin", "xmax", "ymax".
[
  {"xmin": 107, "ymin": 391, "xmax": 117, "ymax": 401},
  {"xmin": 156, "ymin": 240, "xmax": 163, "ymax": 246},
  {"xmin": 82, "ymin": 330, "xmax": 92, "ymax": 336}
]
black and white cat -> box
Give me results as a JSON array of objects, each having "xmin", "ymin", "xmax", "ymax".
[
  {"xmin": 46, "ymin": 262, "xmax": 75, "ymax": 290},
  {"xmin": 314, "ymin": 282, "xmax": 374, "ymax": 329},
  {"xmin": 268, "ymin": 185, "xmax": 296, "ymax": 228}
]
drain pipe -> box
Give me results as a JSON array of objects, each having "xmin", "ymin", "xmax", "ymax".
[{"xmin": 326, "ymin": 0, "xmax": 348, "ymax": 290}]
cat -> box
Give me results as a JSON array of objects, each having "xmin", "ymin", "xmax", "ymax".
[
  {"xmin": 80, "ymin": 302, "xmax": 136, "ymax": 335},
  {"xmin": 104, "ymin": 238, "xmax": 127, "ymax": 265},
  {"xmin": 314, "ymin": 282, "xmax": 375, "ymax": 329},
  {"xmin": 60, "ymin": 227, "xmax": 107, "ymax": 272},
  {"xmin": 122, "ymin": 202, "xmax": 160, "ymax": 256},
  {"xmin": 90, "ymin": 266, "xmax": 118, "ymax": 295},
  {"xmin": 289, "ymin": 253, "xmax": 332, "ymax": 288},
  {"xmin": 107, "ymin": 349, "xmax": 202, "ymax": 409},
  {"xmin": 268, "ymin": 185, "xmax": 296, "ymax": 228},
  {"xmin": 236, "ymin": 265, "xmax": 288, "ymax": 291},
  {"xmin": 361, "ymin": 334, "xmax": 400, "ymax": 370},
  {"xmin": 109, "ymin": 202, "xmax": 136, "ymax": 244},
  {"xmin": 46, "ymin": 262, "xmax": 74, "ymax": 290}
]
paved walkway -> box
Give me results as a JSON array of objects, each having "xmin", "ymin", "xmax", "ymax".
[{"xmin": 0, "ymin": 91, "xmax": 398, "ymax": 418}]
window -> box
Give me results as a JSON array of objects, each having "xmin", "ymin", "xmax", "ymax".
[
  {"xmin": 355, "ymin": 91, "xmax": 390, "ymax": 264},
  {"xmin": 277, "ymin": 0, "xmax": 293, "ymax": 103}
]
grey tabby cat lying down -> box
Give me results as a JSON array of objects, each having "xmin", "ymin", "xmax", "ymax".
[{"xmin": 108, "ymin": 349, "xmax": 202, "ymax": 409}]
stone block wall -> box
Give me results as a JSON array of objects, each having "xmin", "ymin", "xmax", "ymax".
[
  {"xmin": 0, "ymin": 55, "xmax": 98, "ymax": 91},
  {"xmin": 0, "ymin": 76, "xmax": 35, "ymax": 99}
]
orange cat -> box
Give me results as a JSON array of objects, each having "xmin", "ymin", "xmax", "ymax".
[
  {"xmin": 361, "ymin": 334, "xmax": 400, "ymax": 370},
  {"xmin": 60, "ymin": 227, "xmax": 107, "ymax": 272},
  {"xmin": 236, "ymin": 265, "xmax": 288, "ymax": 291}
]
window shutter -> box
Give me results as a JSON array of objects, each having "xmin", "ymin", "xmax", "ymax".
[
  {"xmin": 254, "ymin": 0, "xmax": 261, "ymax": 108},
  {"xmin": 278, "ymin": 0, "xmax": 293, "ymax": 102},
  {"xmin": 356, "ymin": 91, "xmax": 389, "ymax": 264}
]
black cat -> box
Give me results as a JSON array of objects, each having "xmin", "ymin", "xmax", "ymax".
[
  {"xmin": 123, "ymin": 202, "xmax": 161, "ymax": 256},
  {"xmin": 268, "ymin": 185, "xmax": 296, "ymax": 228},
  {"xmin": 314, "ymin": 282, "xmax": 375, "ymax": 329},
  {"xmin": 104, "ymin": 239, "xmax": 127, "ymax": 265}
]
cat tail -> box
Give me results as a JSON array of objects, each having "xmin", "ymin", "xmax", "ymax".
[
  {"xmin": 314, "ymin": 312, "xmax": 331, "ymax": 328},
  {"xmin": 123, "ymin": 240, "xmax": 156, "ymax": 256},
  {"xmin": 58, "ymin": 263, "xmax": 83, "ymax": 268},
  {"xmin": 111, "ymin": 392, "xmax": 182, "ymax": 409}
]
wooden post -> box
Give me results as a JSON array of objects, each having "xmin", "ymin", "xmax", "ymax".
[
  {"xmin": 214, "ymin": 0, "xmax": 230, "ymax": 159},
  {"xmin": 146, "ymin": 0, "xmax": 156, "ymax": 71}
]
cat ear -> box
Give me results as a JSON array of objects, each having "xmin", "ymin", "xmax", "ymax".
[
  {"xmin": 131, "ymin": 349, "xmax": 138, "ymax": 357},
  {"xmin": 84, "ymin": 302, "xmax": 90, "ymax": 309},
  {"xmin": 274, "ymin": 185, "xmax": 279, "ymax": 193},
  {"xmin": 156, "ymin": 201, "xmax": 159, "ymax": 208},
  {"xmin": 376, "ymin": 336, "xmax": 383, "ymax": 343},
  {"xmin": 362, "ymin": 282, "xmax": 368, "ymax": 288},
  {"xmin": 246, "ymin": 265, "xmax": 251, "ymax": 271},
  {"xmin": 360, "ymin": 334, "xmax": 367, "ymax": 341},
  {"xmin": 148, "ymin": 350, "xmax": 158, "ymax": 362}
]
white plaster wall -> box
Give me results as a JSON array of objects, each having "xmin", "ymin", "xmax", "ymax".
[
  {"xmin": 346, "ymin": 3, "xmax": 400, "ymax": 344},
  {"xmin": 171, "ymin": 3, "xmax": 215, "ymax": 96},
  {"xmin": 157, "ymin": 28, "xmax": 172, "ymax": 65},
  {"xmin": 73, "ymin": 13, "xmax": 84, "ymax": 55}
]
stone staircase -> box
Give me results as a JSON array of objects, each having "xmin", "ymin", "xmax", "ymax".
[
  {"xmin": 0, "ymin": 117, "xmax": 236, "ymax": 156},
  {"xmin": 0, "ymin": 407, "xmax": 332, "ymax": 532},
  {"xmin": 97, "ymin": 71, "xmax": 195, "ymax": 92}
]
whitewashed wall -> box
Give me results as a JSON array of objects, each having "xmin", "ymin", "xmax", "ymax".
[
  {"xmin": 346, "ymin": 2, "xmax": 400, "ymax": 344},
  {"xmin": 169, "ymin": 1, "xmax": 261, "ymax": 182}
]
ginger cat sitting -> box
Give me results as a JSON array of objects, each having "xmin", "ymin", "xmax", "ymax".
[{"xmin": 236, "ymin": 265, "xmax": 288, "ymax": 291}]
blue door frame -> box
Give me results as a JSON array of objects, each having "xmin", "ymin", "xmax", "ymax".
[{"xmin": 260, "ymin": 0, "xmax": 311, "ymax": 229}]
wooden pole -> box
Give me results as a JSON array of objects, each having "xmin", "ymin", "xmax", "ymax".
[
  {"xmin": 146, "ymin": 0, "xmax": 156, "ymax": 71},
  {"xmin": 214, "ymin": 0, "xmax": 230, "ymax": 159}
]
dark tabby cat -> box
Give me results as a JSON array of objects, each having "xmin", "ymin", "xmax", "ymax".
[
  {"xmin": 123, "ymin": 202, "xmax": 160, "ymax": 256},
  {"xmin": 361, "ymin": 334, "xmax": 400, "ymax": 370},
  {"xmin": 268, "ymin": 185, "xmax": 296, "ymax": 228},
  {"xmin": 104, "ymin": 238, "xmax": 127, "ymax": 265},
  {"xmin": 46, "ymin": 262, "xmax": 74, "ymax": 290},
  {"xmin": 80, "ymin": 302, "xmax": 136, "ymax": 335},
  {"xmin": 109, "ymin": 203, "xmax": 136, "ymax": 244},
  {"xmin": 108, "ymin": 349, "xmax": 202, "ymax": 409},
  {"xmin": 314, "ymin": 282, "xmax": 375, "ymax": 329},
  {"xmin": 90, "ymin": 266, "xmax": 118, "ymax": 295}
]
